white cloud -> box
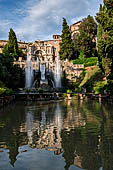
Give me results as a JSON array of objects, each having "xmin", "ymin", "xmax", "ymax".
[
  {"xmin": 0, "ymin": 0, "xmax": 103, "ymax": 41},
  {"xmin": 0, "ymin": 20, "xmax": 13, "ymax": 39}
]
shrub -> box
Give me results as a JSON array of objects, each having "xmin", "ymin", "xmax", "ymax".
[
  {"xmin": 93, "ymin": 81, "xmax": 107, "ymax": 94},
  {"xmin": 72, "ymin": 57, "xmax": 98, "ymax": 67},
  {"xmin": 25, "ymin": 88, "xmax": 31, "ymax": 93},
  {"xmin": 0, "ymin": 88, "xmax": 14, "ymax": 96},
  {"xmin": 104, "ymin": 80, "xmax": 113, "ymax": 94},
  {"xmin": 38, "ymin": 88, "xmax": 43, "ymax": 93},
  {"xmin": 79, "ymin": 51, "xmax": 84, "ymax": 59},
  {"xmin": 0, "ymin": 81, "xmax": 6, "ymax": 88},
  {"xmin": 66, "ymin": 89, "xmax": 72, "ymax": 94},
  {"xmin": 5, "ymin": 89, "xmax": 14, "ymax": 95},
  {"xmin": 62, "ymin": 93, "xmax": 67, "ymax": 97},
  {"xmin": 0, "ymin": 88, "xmax": 6, "ymax": 95}
]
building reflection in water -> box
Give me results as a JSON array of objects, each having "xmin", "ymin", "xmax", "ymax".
[
  {"xmin": 25, "ymin": 103, "xmax": 63, "ymax": 152},
  {"xmin": 0, "ymin": 100, "xmax": 113, "ymax": 170}
]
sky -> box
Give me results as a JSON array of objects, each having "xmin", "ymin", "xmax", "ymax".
[{"xmin": 0, "ymin": 0, "xmax": 103, "ymax": 42}]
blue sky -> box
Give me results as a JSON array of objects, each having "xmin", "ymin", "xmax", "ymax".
[{"xmin": 0, "ymin": 0, "xmax": 103, "ymax": 42}]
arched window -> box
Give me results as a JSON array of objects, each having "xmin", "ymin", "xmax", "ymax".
[{"xmin": 73, "ymin": 33, "xmax": 76, "ymax": 39}]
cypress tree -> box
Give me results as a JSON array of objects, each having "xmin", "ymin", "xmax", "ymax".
[
  {"xmin": 1, "ymin": 28, "xmax": 24, "ymax": 89},
  {"xmin": 3, "ymin": 28, "xmax": 19, "ymax": 60},
  {"xmin": 96, "ymin": 0, "xmax": 113, "ymax": 79},
  {"xmin": 59, "ymin": 18, "xmax": 74, "ymax": 60}
]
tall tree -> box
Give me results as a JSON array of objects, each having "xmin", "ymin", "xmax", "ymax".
[
  {"xmin": 74, "ymin": 15, "xmax": 97, "ymax": 58},
  {"xmin": 0, "ymin": 52, "xmax": 24, "ymax": 90},
  {"xmin": 96, "ymin": 0, "xmax": 113, "ymax": 79},
  {"xmin": 0, "ymin": 29, "xmax": 24, "ymax": 89},
  {"xmin": 59, "ymin": 18, "xmax": 74, "ymax": 60},
  {"xmin": 3, "ymin": 28, "xmax": 20, "ymax": 60}
]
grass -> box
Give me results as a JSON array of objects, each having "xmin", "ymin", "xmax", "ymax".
[{"xmin": 80, "ymin": 66, "xmax": 100, "ymax": 87}]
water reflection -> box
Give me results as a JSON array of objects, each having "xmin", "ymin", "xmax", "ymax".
[{"xmin": 0, "ymin": 100, "xmax": 113, "ymax": 170}]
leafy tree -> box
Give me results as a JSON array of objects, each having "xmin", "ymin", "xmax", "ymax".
[
  {"xmin": 96, "ymin": 1, "xmax": 113, "ymax": 79},
  {"xmin": 0, "ymin": 29, "xmax": 24, "ymax": 90},
  {"xmin": 3, "ymin": 28, "xmax": 21, "ymax": 61},
  {"xmin": 0, "ymin": 53, "xmax": 12, "ymax": 81},
  {"xmin": 59, "ymin": 18, "xmax": 74, "ymax": 60},
  {"xmin": 0, "ymin": 53, "xmax": 24, "ymax": 90},
  {"xmin": 74, "ymin": 15, "xmax": 97, "ymax": 58}
]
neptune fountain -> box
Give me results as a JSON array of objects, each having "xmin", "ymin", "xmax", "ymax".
[{"xmin": 25, "ymin": 45, "xmax": 62, "ymax": 91}]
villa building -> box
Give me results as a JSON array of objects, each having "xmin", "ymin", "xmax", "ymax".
[
  {"xmin": 0, "ymin": 21, "xmax": 81, "ymax": 55},
  {"xmin": 70, "ymin": 21, "xmax": 81, "ymax": 40},
  {"xmin": 0, "ymin": 21, "xmax": 83, "ymax": 82}
]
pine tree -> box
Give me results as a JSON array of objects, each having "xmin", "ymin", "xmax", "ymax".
[
  {"xmin": 3, "ymin": 28, "xmax": 19, "ymax": 60},
  {"xmin": 96, "ymin": 0, "xmax": 113, "ymax": 78},
  {"xmin": 59, "ymin": 18, "xmax": 74, "ymax": 60},
  {"xmin": 74, "ymin": 15, "xmax": 97, "ymax": 58}
]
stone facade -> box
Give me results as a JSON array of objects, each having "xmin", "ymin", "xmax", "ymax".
[
  {"xmin": 0, "ymin": 40, "xmax": 28, "ymax": 54},
  {"xmin": 62, "ymin": 60, "xmax": 84, "ymax": 81},
  {"xmin": 0, "ymin": 21, "xmax": 84, "ymax": 81},
  {"xmin": 1, "ymin": 36, "xmax": 61, "ymax": 74},
  {"xmin": 70, "ymin": 21, "xmax": 81, "ymax": 40},
  {"xmin": 14, "ymin": 38, "xmax": 61, "ymax": 74},
  {"xmin": 0, "ymin": 35, "xmax": 61, "ymax": 58}
]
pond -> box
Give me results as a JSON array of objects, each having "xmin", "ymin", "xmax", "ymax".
[{"xmin": 0, "ymin": 99, "xmax": 113, "ymax": 170}]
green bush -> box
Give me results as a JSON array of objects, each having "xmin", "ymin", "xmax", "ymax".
[
  {"xmin": 38, "ymin": 88, "xmax": 43, "ymax": 93},
  {"xmin": 0, "ymin": 88, "xmax": 6, "ymax": 95},
  {"xmin": 104, "ymin": 80, "xmax": 113, "ymax": 94},
  {"xmin": 73, "ymin": 57, "xmax": 98, "ymax": 67},
  {"xmin": 79, "ymin": 51, "xmax": 84, "ymax": 59},
  {"xmin": 93, "ymin": 81, "xmax": 107, "ymax": 94},
  {"xmin": 66, "ymin": 89, "xmax": 72, "ymax": 94},
  {"xmin": 0, "ymin": 88, "xmax": 14, "ymax": 96},
  {"xmin": 25, "ymin": 88, "xmax": 31, "ymax": 93},
  {"xmin": 0, "ymin": 81, "xmax": 6, "ymax": 88},
  {"xmin": 73, "ymin": 58, "xmax": 84, "ymax": 64},
  {"xmin": 62, "ymin": 93, "xmax": 67, "ymax": 97},
  {"xmin": 5, "ymin": 89, "xmax": 14, "ymax": 95}
]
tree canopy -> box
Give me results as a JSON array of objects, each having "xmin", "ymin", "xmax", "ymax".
[
  {"xmin": 59, "ymin": 18, "xmax": 74, "ymax": 60},
  {"xmin": 96, "ymin": 0, "xmax": 113, "ymax": 79},
  {"xmin": 74, "ymin": 15, "xmax": 97, "ymax": 58},
  {"xmin": 3, "ymin": 28, "xmax": 23, "ymax": 61},
  {"xmin": 0, "ymin": 29, "xmax": 24, "ymax": 90}
]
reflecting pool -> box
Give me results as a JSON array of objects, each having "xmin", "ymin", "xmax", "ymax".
[{"xmin": 0, "ymin": 100, "xmax": 113, "ymax": 170}]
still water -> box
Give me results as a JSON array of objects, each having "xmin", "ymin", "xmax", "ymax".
[{"xmin": 0, "ymin": 100, "xmax": 113, "ymax": 170}]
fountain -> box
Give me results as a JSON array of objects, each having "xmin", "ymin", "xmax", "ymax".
[
  {"xmin": 25, "ymin": 48, "xmax": 34, "ymax": 89},
  {"xmin": 54, "ymin": 55, "xmax": 62, "ymax": 88},
  {"xmin": 40, "ymin": 63, "xmax": 48, "ymax": 87},
  {"xmin": 40, "ymin": 64, "xmax": 46, "ymax": 81},
  {"xmin": 25, "ymin": 47, "xmax": 62, "ymax": 90}
]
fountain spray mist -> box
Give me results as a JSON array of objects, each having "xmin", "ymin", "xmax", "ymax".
[
  {"xmin": 25, "ymin": 48, "xmax": 34, "ymax": 88},
  {"xmin": 54, "ymin": 55, "xmax": 62, "ymax": 88}
]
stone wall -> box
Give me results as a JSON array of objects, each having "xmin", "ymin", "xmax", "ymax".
[
  {"xmin": 0, "ymin": 22, "xmax": 84, "ymax": 82},
  {"xmin": 70, "ymin": 21, "xmax": 81, "ymax": 40},
  {"xmin": 61, "ymin": 60, "xmax": 84, "ymax": 81},
  {"xmin": 0, "ymin": 40, "xmax": 28, "ymax": 54},
  {"xmin": 0, "ymin": 35, "xmax": 61, "ymax": 59}
]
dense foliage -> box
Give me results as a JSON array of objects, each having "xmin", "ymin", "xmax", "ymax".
[
  {"xmin": 0, "ymin": 53, "xmax": 24, "ymax": 90},
  {"xmin": 96, "ymin": 0, "xmax": 113, "ymax": 79},
  {"xmin": 78, "ymin": 67, "xmax": 106, "ymax": 94},
  {"xmin": 0, "ymin": 29, "xmax": 24, "ymax": 90},
  {"xmin": 59, "ymin": 18, "xmax": 74, "ymax": 60},
  {"xmin": 0, "ymin": 88, "xmax": 13, "ymax": 95},
  {"xmin": 74, "ymin": 15, "xmax": 97, "ymax": 58},
  {"xmin": 73, "ymin": 57, "xmax": 98, "ymax": 67},
  {"xmin": 3, "ymin": 28, "xmax": 23, "ymax": 61}
]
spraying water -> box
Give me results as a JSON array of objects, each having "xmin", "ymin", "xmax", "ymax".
[
  {"xmin": 40, "ymin": 64, "xmax": 46, "ymax": 80},
  {"xmin": 25, "ymin": 49, "xmax": 34, "ymax": 88},
  {"xmin": 54, "ymin": 55, "xmax": 62, "ymax": 88}
]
